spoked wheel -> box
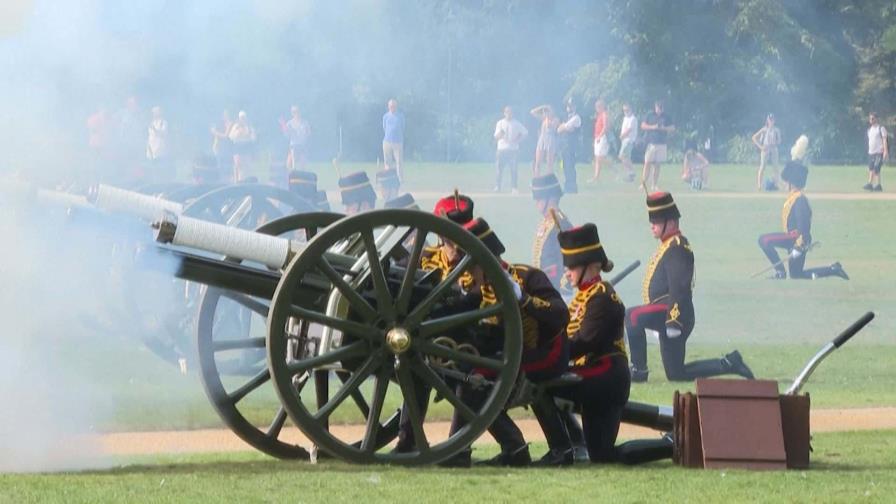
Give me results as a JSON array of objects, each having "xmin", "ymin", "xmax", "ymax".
[
  {"xmin": 267, "ymin": 209, "xmax": 523, "ymax": 465},
  {"xmin": 196, "ymin": 212, "xmax": 348, "ymax": 459},
  {"xmin": 183, "ymin": 184, "xmax": 316, "ymax": 229}
]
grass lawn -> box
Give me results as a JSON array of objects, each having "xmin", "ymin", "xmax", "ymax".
[
  {"xmin": 2, "ymin": 429, "xmax": 894, "ymax": 503},
  {"xmin": 5, "ymin": 161, "xmax": 892, "ymax": 433}
]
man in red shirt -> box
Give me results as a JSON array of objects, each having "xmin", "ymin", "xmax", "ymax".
[{"xmin": 589, "ymin": 100, "xmax": 610, "ymax": 182}]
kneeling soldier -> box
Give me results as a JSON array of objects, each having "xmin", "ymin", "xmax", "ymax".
[
  {"xmin": 757, "ymin": 160, "xmax": 849, "ymax": 280},
  {"xmin": 539, "ymin": 223, "xmax": 630, "ymax": 462},
  {"xmin": 627, "ymin": 192, "xmax": 754, "ymax": 382},
  {"xmin": 446, "ymin": 218, "xmax": 571, "ymax": 467}
]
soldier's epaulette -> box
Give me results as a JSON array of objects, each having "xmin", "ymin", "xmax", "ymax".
[{"xmin": 511, "ymin": 263, "xmax": 530, "ymax": 271}]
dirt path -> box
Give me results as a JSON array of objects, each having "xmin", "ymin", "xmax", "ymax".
[{"xmin": 97, "ymin": 407, "xmax": 896, "ymax": 456}]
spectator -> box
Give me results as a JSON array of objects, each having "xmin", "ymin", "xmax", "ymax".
[
  {"xmin": 493, "ymin": 106, "xmax": 528, "ymax": 193},
  {"xmin": 530, "ymin": 104, "xmax": 559, "ymax": 176},
  {"xmin": 864, "ymin": 112, "xmax": 888, "ymax": 192},
  {"xmin": 146, "ymin": 106, "xmax": 172, "ymax": 182},
  {"xmin": 557, "ymin": 99, "xmax": 582, "ymax": 193},
  {"xmin": 229, "ymin": 110, "xmax": 257, "ymax": 182},
  {"xmin": 751, "ymin": 113, "xmax": 781, "ymax": 191},
  {"xmin": 588, "ymin": 99, "xmax": 610, "ymax": 182},
  {"xmin": 618, "ymin": 103, "xmax": 638, "ymax": 183},
  {"xmin": 640, "ymin": 100, "xmax": 675, "ymax": 192},
  {"xmin": 382, "ymin": 98, "xmax": 405, "ymax": 181},
  {"xmin": 210, "ymin": 110, "xmax": 234, "ymax": 174},
  {"xmin": 681, "ymin": 139, "xmax": 710, "ymax": 190},
  {"xmin": 280, "ymin": 105, "xmax": 311, "ymax": 171}
]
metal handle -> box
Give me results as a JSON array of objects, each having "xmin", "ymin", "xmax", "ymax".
[{"xmin": 833, "ymin": 311, "xmax": 874, "ymax": 348}]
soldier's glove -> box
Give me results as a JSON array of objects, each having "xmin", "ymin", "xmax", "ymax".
[
  {"xmin": 665, "ymin": 325, "xmax": 682, "ymax": 338},
  {"xmin": 789, "ymin": 248, "xmax": 803, "ymax": 259},
  {"xmin": 504, "ymin": 271, "xmax": 523, "ymax": 301}
]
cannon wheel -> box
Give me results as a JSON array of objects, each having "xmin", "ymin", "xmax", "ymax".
[
  {"xmin": 197, "ymin": 211, "xmax": 401, "ymax": 460},
  {"xmin": 182, "ymin": 184, "xmax": 316, "ymax": 229},
  {"xmin": 267, "ymin": 209, "xmax": 523, "ymax": 465}
]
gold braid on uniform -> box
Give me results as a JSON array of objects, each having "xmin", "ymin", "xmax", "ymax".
[
  {"xmin": 641, "ymin": 235, "xmax": 679, "ymax": 304},
  {"xmin": 531, "ymin": 216, "xmax": 554, "ymax": 269},
  {"xmin": 421, "ymin": 245, "xmax": 474, "ymax": 289},
  {"xmin": 567, "ymin": 281, "xmax": 626, "ymax": 365},
  {"xmin": 479, "ymin": 267, "xmax": 539, "ymax": 350},
  {"xmin": 782, "ymin": 189, "xmax": 804, "ymax": 247}
]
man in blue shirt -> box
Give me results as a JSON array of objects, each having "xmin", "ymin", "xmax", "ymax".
[{"xmin": 382, "ymin": 98, "xmax": 406, "ymax": 181}]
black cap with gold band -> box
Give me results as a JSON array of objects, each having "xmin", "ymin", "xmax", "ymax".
[
  {"xmin": 557, "ymin": 222, "xmax": 613, "ymax": 272},
  {"xmin": 531, "ymin": 173, "xmax": 563, "ymax": 201},
  {"xmin": 288, "ymin": 170, "xmax": 318, "ymax": 200},
  {"xmin": 384, "ymin": 193, "xmax": 419, "ymax": 210},
  {"xmin": 646, "ymin": 191, "xmax": 681, "ymax": 223},
  {"xmin": 338, "ymin": 171, "xmax": 377, "ymax": 206},
  {"xmin": 463, "ymin": 218, "xmax": 506, "ymax": 257},
  {"xmin": 375, "ymin": 169, "xmax": 401, "ymax": 190}
]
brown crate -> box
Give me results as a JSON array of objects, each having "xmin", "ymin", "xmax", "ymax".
[{"xmin": 780, "ymin": 394, "xmax": 811, "ymax": 469}]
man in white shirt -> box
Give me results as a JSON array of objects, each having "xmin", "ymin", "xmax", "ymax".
[
  {"xmin": 494, "ymin": 106, "xmax": 528, "ymax": 193},
  {"xmin": 557, "ymin": 99, "xmax": 582, "ymax": 193},
  {"xmin": 618, "ymin": 103, "xmax": 638, "ymax": 183},
  {"xmin": 865, "ymin": 112, "xmax": 888, "ymax": 192},
  {"xmin": 146, "ymin": 106, "xmax": 172, "ymax": 182}
]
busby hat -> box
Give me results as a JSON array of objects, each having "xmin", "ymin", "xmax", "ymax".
[
  {"xmin": 531, "ymin": 173, "xmax": 563, "ymax": 201},
  {"xmin": 557, "ymin": 223, "xmax": 613, "ymax": 271},
  {"xmin": 338, "ymin": 171, "xmax": 376, "ymax": 206},
  {"xmin": 463, "ymin": 218, "xmax": 505, "ymax": 257},
  {"xmin": 781, "ymin": 160, "xmax": 808, "ymax": 189},
  {"xmin": 288, "ymin": 170, "xmax": 318, "ymax": 199},
  {"xmin": 433, "ymin": 193, "xmax": 474, "ymax": 225},
  {"xmin": 384, "ymin": 193, "xmax": 418, "ymax": 210},
  {"xmin": 646, "ymin": 191, "xmax": 681, "ymax": 223},
  {"xmin": 375, "ymin": 169, "xmax": 400, "ymax": 190}
]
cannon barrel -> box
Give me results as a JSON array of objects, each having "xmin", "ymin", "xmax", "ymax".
[
  {"xmin": 621, "ymin": 401, "xmax": 674, "ymax": 431},
  {"xmin": 90, "ymin": 184, "xmax": 185, "ymax": 220},
  {"xmin": 1, "ymin": 179, "xmax": 90, "ymax": 209}
]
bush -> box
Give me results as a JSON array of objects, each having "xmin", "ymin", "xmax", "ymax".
[{"xmin": 724, "ymin": 134, "xmax": 757, "ymax": 164}]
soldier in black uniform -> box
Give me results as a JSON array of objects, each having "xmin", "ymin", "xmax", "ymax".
[
  {"xmin": 338, "ymin": 171, "xmax": 377, "ymax": 215},
  {"xmin": 383, "ymin": 192, "xmax": 419, "ymax": 210},
  {"xmin": 758, "ymin": 161, "xmax": 849, "ymax": 280},
  {"xmin": 394, "ymin": 193, "xmax": 475, "ymax": 455},
  {"xmin": 445, "ymin": 218, "xmax": 571, "ymax": 467},
  {"xmin": 531, "ymin": 173, "xmax": 573, "ymax": 293},
  {"xmin": 543, "ymin": 223, "xmax": 630, "ymax": 462},
  {"xmin": 627, "ymin": 192, "xmax": 754, "ymax": 383}
]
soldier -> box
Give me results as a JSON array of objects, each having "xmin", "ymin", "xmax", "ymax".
[
  {"xmin": 375, "ymin": 168, "xmax": 401, "ymax": 203},
  {"xmin": 541, "ymin": 223, "xmax": 629, "ymax": 462},
  {"xmin": 394, "ymin": 192, "xmax": 475, "ymax": 455},
  {"xmin": 313, "ymin": 190, "xmax": 331, "ymax": 212},
  {"xmin": 758, "ymin": 161, "xmax": 849, "ymax": 280},
  {"xmin": 531, "ymin": 173, "xmax": 572, "ymax": 293},
  {"xmin": 338, "ymin": 171, "xmax": 376, "ymax": 215},
  {"xmin": 287, "ymin": 170, "xmax": 318, "ymax": 202},
  {"xmin": 383, "ymin": 192, "xmax": 419, "ymax": 210},
  {"xmin": 446, "ymin": 218, "xmax": 571, "ymax": 467},
  {"xmin": 627, "ymin": 192, "xmax": 755, "ymax": 382}
]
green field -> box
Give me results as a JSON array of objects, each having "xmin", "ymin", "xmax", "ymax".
[
  {"xmin": 70, "ymin": 161, "xmax": 895, "ymax": 430},
  {"xmin": 3, "ymin": 162, "xmax": 894, "ymax": 498},
  {"xmin": 2, "ymin": 431, "xmax": 894, "ymax": 503}
]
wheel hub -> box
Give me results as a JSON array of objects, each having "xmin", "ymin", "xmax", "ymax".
[{"xmin": 385, "ymin": 327, "xmax": 411, "ymax": 354}]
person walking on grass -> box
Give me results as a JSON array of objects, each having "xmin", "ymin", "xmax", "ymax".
[
  {"xmin": 752, "ymin": 113, "xmax": 781, "ymax": 191},
  {"xmin": 640, "ymin": 100, "xmax": 675, "ymax": 192},
  {"xmin": 618, "ymin": 103, "xmax": 638, "ymax": 183},
  {"xmin": 531, "ymin": 104, "xmax": 560, "ymax": 176},
  {"xmin": 382, "ymin": 98, "xmax": 405, "ymax": 182},
  {"xmin": 493, "ymin": 106, "xmax": 528, "ymax": 193},
  {"xmin": 865, "ymin": 112, "xmax": 888, "ymax": 192},
  {"xmin": 588, "ymin": 99, "xmax": 610, "ymax": 183}
]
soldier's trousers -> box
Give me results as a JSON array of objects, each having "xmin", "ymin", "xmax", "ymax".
[
  {"xmin": 549, "ymin": 355, "xmax": 630, "ymax": 462},
  {"xmin": 561, "ymin": 145, "xmax": 578, "ymax": 193},
  {"xmin": 758, "ymin": 232, "xmax": 840, "ymax": 279},
  {"xmin": 626, "ymin": 303, "xmax": 730, "ymax": 381}
]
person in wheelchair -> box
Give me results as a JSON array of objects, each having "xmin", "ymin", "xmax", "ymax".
[{"xmin": 536, "ymin": 222, "xmax": 631, "ymax": 463}]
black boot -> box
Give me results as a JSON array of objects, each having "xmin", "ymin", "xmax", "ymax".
[
  {"xmin": 722, "ymin": 350, "xmax": 755, "ymax": 379},
  {"xmin": 829, "ymin": 262, "xmax": 849, "ymax": 280},
  {"xmin": 438, "ymin": 449, "xmax": 472, "ymax": 468},
  {"xmin": 616, "ymin": 434, "xmax": 674, "ymax": 465},
  {"xmin": 630, "ymin": 365, "xmax": 649, "ymax": 383},
  {"xmin": 475, "ymin": 444, "xmax": 531, "ymax": 467},
  {"xmin": 531, "ymin": 448, "xmax": 574, "ymax": 467}
]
